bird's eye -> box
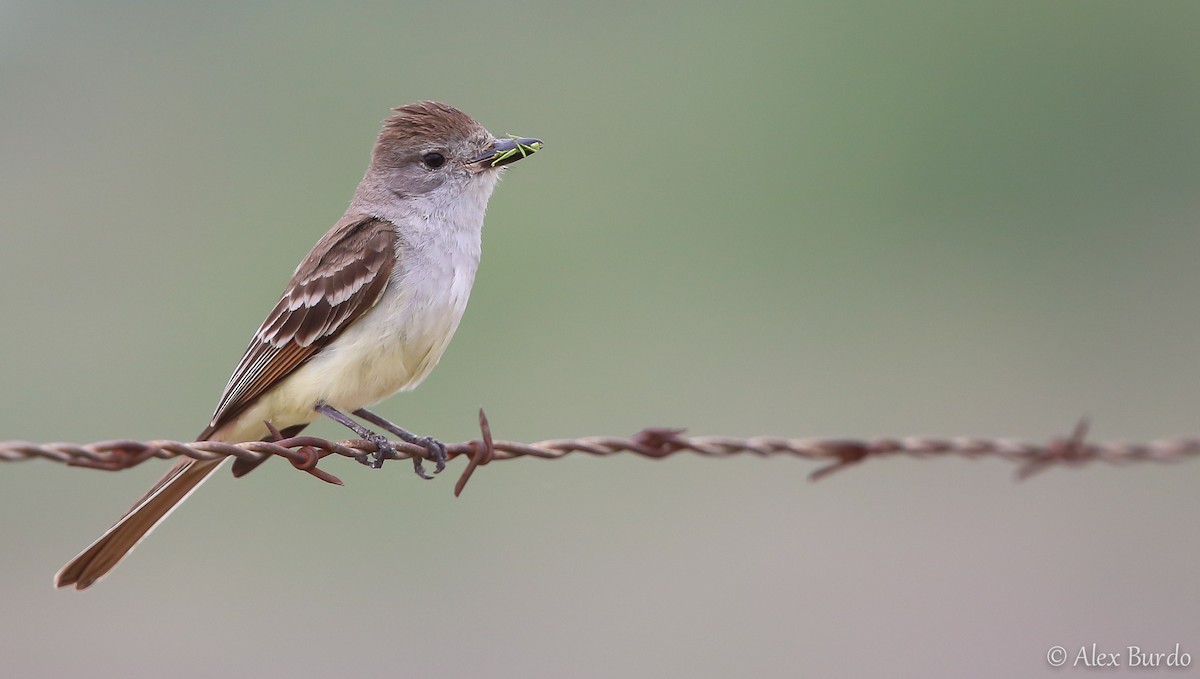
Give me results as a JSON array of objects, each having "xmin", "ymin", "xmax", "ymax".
[{"xmin": 421, "ymin": 152, "xmax": 446, "ymax": 169}]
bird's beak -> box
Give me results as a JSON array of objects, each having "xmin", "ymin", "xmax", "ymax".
[{"xmin": 473, "ymin": 136, "xmax": 544, "ymax": 168}]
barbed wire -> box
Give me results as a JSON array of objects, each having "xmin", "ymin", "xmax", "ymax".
[{"xmin": 1, "ymin": 413, "xmax": 1196, "ymax": 495}]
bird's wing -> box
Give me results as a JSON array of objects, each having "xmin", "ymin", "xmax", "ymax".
[{"xmin": 198, "ymin": 215, "xmax": 397, "ymax": 440}]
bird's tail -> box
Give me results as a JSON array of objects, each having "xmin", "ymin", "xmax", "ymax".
[{"xmin": 54, "ymin": 457, "xmax": 225, "ymax": 590}]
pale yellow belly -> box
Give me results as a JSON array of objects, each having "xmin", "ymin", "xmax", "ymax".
[{"xmin": 208, "ymin": 290, "xmax": 463, "ymax": 443}]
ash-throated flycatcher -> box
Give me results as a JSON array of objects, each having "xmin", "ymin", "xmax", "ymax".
[{"xmin": 55, "ymin": 102, "xmax": 542, "ymax": 590}]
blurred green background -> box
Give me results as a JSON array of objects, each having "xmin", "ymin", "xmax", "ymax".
[{"xmin": 2, "ymin": 1, "xmax": 1198, "ymax": 677}]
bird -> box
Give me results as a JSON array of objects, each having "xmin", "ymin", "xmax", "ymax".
[{"xmin": 55, "ymin": 101, "xmax": 542, "ymax": 589}]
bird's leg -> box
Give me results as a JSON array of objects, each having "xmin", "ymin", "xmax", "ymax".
[
  {"xmin": 353, "ymin": 408, "xmax": 447, "ymax": 479},
  {"xmin": 313, "ymin": 404, "xmax": 399, "ymax": 471}
]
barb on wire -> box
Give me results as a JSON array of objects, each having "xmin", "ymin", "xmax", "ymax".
[{"xmin": 1, "ymin": 413, "xmax": 1197, "ymax": 494}]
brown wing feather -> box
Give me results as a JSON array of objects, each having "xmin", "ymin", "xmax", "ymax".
[{"xmin": 198, "ymin": 215, "xmax": 397, "ymax": 440}]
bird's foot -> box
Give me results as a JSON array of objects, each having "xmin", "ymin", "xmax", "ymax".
[
  {"xmin": 406, "ymin": 435, "xmax": 447, "ymax": 479},
  {"xmin": 363, "ymin": 433, "xmax": 396, "ymax": 469}
]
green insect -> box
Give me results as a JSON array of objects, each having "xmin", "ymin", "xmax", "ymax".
[{"xmin": 491, "ymin": 134, "xmax": 543, "ymax": 167}]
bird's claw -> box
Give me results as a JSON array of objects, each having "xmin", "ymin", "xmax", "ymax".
[
  {"xmin": 366, "ymin": 434, "xmax": 395, "ymax": 469},
  {"xmin": 411, "ymin": 436, "xmax": 447, "ymax": 480},
  {"xmin": 350, "ymin": 430, "xmax": 445, "ymax": 480}
]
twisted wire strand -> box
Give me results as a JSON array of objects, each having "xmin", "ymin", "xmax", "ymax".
[{"xmin": 1, "ymin": 414, "xmax": 1196, "ymax": 494}]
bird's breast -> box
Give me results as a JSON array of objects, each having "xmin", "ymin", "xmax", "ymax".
[{"xmin": 301, "ymin": 228, "xmax": 481, "ymax": 410}]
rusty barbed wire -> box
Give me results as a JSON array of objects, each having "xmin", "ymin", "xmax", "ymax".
[{"xmin": 1, "ymin": 413, "xmax": 1196, "ymax": 495}]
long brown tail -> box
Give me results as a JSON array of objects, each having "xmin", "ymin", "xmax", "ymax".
[{"xmin": 54, "ymin": 457, "xmax": 225, "ymax": 590}]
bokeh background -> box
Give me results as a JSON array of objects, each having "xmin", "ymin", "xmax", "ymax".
[{"xmin": 2, "ymin": 2, "xmax": 1198, "ymax": 677}]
